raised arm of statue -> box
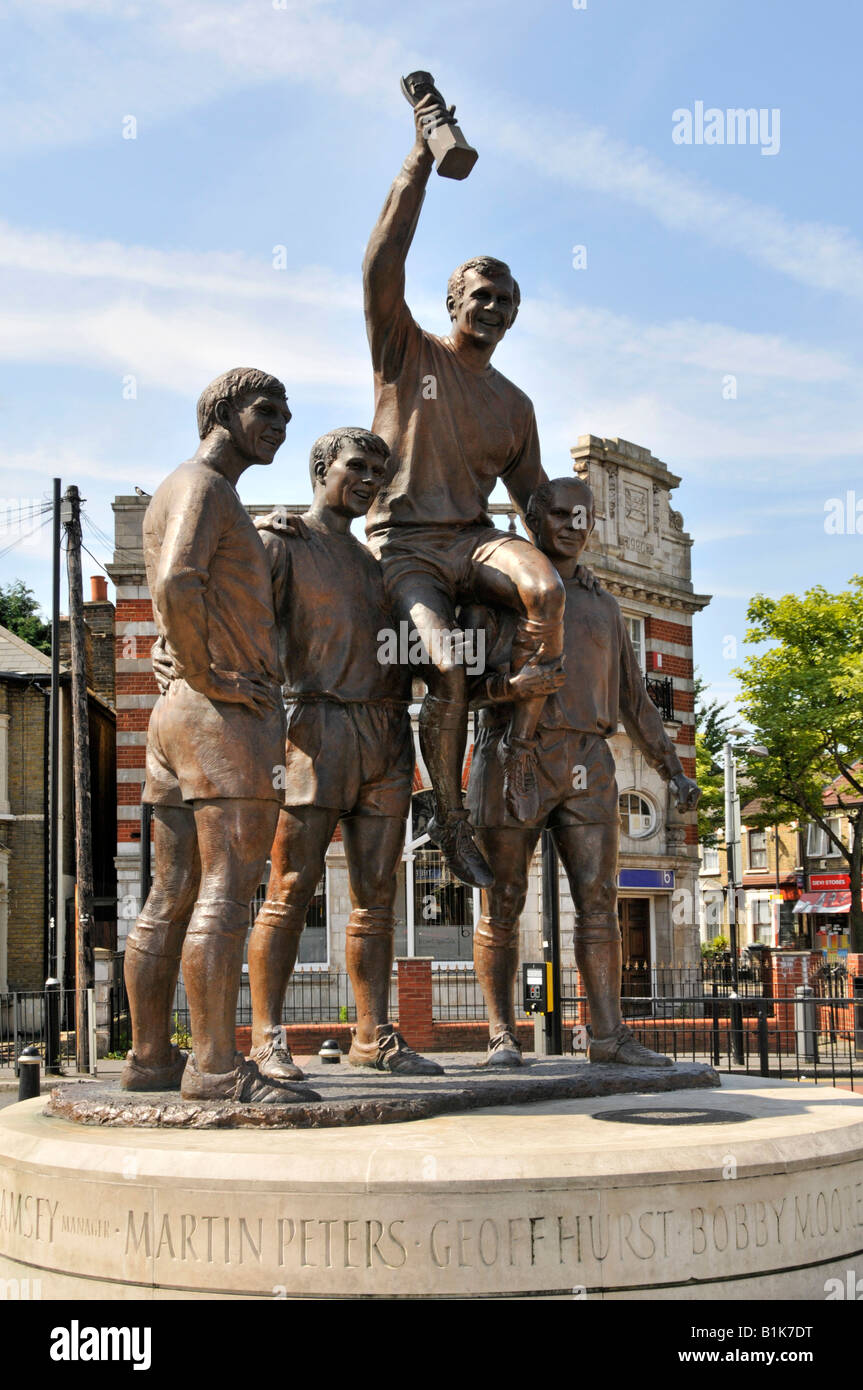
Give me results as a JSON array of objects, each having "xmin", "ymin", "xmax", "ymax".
[{"xmin": 362, "ymin": 93, "xmax": 448, "ymax": 378}]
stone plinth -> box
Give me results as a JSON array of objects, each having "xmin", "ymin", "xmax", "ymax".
[{"xmin": 1, "ymin": 1075, "xmax": 862, "ymax": 1300}]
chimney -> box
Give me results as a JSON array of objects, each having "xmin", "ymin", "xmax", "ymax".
[{"xmin": 84, "ymin": 573, "xmax": 115, "ymax": 707}]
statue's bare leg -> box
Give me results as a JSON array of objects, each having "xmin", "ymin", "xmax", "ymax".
[
  {"xmin": 247, "ymin": 804, "xmax": 339, "ymax": 1078},
  {"xmin": 473, "ymin": 825, "xmax": 541, "ymax": 1066},
  {"xmin": 181, "ymin": 797, "xmax": 279, "ymax": 1077},
  {"xmin": 473, "ymin": 544, "xmax": 565, "ymax": 817},
  {"xmin": 553, "ymin": 821, "xmax": 671, "ymax": 1066},
  {"xmin": 342, "ymin": 813, "xmax": 443, "ymax": 1074},
  {"xmin": 122, "ymin": 805, "xmax": 200, "ymax": 1088},
  {"xmin": 402, "ymin": 582, "xmax": 493, "ymax": 889}
]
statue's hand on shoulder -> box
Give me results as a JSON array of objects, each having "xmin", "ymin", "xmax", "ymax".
[
  {"xmin": 255, "ymin": 510, "xmax": 309, "ymax": 539},
  {"xmin": 669, "ymin": 772, "xmax": 701, "ymax": 813}
]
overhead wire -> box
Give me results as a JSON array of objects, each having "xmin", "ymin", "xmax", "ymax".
[{"xmin": 0, "ymin": 510, "xmax": 53, "ymax": 563}]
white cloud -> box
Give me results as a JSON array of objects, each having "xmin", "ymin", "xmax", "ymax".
[
  {"xmin": 0, "ymin": 283, "xmax": 370, "ymax": 399},
  {"xmin": 0, "ymin": 221, "xmax": 360, "ymax": 309},
  {"xmin": 1, "ymin": 218, "xmax": 858, "ymax": 483},
  {"xmin": 5, "ymin": 0, "xmax": 863, "ymax": 303}
]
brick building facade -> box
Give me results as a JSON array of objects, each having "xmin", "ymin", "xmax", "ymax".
[
  {"xmin": 108, "ymin": 433, "xmax": 708, "ymax": 985},
  {"xmin": 0, "ymin": 603, "xmax": 117, "ymax": 1000}
]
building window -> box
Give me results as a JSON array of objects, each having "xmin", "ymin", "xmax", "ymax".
[
  {"xmin": 747, "ymin": 829, "xmax": 768, "ymax": 871},
  {"xmin": 619, "ymin": 791, "xmax": 656, "ymax": 839},
  {"xmin": 807, "ymin": 818, "xmax": 843, "ymax": 858},
  {"xmin": 701, "ymin": 844, "xmax": 720, "ymax": 874},
  {"xmin": 623, "ymin": 615, "xmax": 646, "ymax": 673},
  {"xmin": 751, "ymin": 896, "xmax": 773, "ymax": 945}
]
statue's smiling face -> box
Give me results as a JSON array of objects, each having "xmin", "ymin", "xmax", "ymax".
[
  {"xmin": 448, "ymin": 269, "xmax": 516, "ymax": 348},
  {"xmin": 224, "ymin": 392, "xmax": 291, "ymax": 465},
  {"xmin": 532, "ymin": 482, "xmax": 595, "ymax": 561},
  {"xmin": 320, "ymin": 445, "xmax": 388, "ymax": 518}
]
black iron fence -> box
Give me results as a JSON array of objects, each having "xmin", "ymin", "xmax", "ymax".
[
  {"xmin": 0, "ymin": 988, "xmax": 91, "ymax": 1072},
  {"xmin": 12, "ymin": 953, "xmax": 860, "ymax": 1094},
  {"xmin": 432, "ymin": 964, "xmax": 529, "ymax": 1022},
  {"xmin": 626, "ymin": 992, "xmax": 861, "ymax": 1088},
  {"xmin": 171, "ymin": 969, "xmax": 361, "ymax": 1032}
]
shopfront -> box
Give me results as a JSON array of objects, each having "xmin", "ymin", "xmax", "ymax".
[{"xmin": 792, "ymin": 874, "xmax": 855, "ymax": 956}]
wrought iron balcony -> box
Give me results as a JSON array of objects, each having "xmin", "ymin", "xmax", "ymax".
[{"xmin": 645, "ymin": 673, "xmax": 675, "ymax": 722}]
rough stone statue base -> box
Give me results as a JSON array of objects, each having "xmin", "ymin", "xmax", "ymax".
[{"xmin": 46, "ymin": 1056, "xmax": 719, "ymax": 1129}]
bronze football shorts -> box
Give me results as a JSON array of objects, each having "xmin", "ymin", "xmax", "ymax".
[
  {"xmin": 369, "ymin": 523, "xmax": 520, "ymax": 612},
  {"xmin": 466, "ymin": 725, "xmax": 620, "ymax": 830},
  {"xmin": 143, "ymin": 679, "xmax": 286, "ymax": 806},
  {"xmin": 279, "ymin": 698, "xmax": 414, "ymax": 819}
]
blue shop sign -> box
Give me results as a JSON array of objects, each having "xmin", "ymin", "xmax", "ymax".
[{"xmin": 618, "ymin": 868, "xmax": 675, "ymax": 891}]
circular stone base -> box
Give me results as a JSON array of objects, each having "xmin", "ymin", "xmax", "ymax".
[{"xmin": 2, "ymin": 1075, "xmax": 863, "ymax": 1300}]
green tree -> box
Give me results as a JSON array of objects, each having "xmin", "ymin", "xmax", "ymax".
[
  {"xmin": 733, "ymin": 577, "xmax": 863, "ymax": 951},
  {"xmin": 0, "ymin": 580, "xmax": 51, "ymax": 654},
  {"xmin": 694, "ymin": 672, "xmax": 731, "ymax": 846}
]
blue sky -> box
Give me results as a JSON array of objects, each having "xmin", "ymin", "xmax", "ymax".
[{"xmin": 0, "ymin": 0, "xmax": 860, "ymax": 711}]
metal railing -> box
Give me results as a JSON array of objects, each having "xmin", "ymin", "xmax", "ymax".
[
  {"xmin": 432, "ymin": 963, "xmax": 529, "ymax": 1022},
  {"xmin": 645, "ymin": 674, "xmax": 674, "ymax": 721},
  {"xmin": 170, "ymin": 969, "xmax": 360, "ymax": 1031},
  {"xmin": 0, "ymin": 988, "xmax": 94, "ymax": 1073},
  {"xmin": 555, "ymin": 988, "xmax": 863, "ymax": 1089}
]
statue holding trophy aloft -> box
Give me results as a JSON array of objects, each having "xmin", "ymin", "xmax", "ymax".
[
  {"xmin": 400, "ymin": 71, "xmax": 478, "ymax": 180},
  {"xmin": 363, "ymin": 72, "xmax": 567, "ymax": 893}
]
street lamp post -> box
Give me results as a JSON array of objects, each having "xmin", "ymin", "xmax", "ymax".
[
  {"xmin": 723, "ymin": 734, "xmax": 770, "ymax": 1068},
  {"xmin": 723, "ymin": 739, "xmax": 744, "ymax": 1065}
]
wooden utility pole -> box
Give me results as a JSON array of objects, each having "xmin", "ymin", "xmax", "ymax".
[
  {"xmin": 45, "ymin": 477, "xmax": 63, "ymax": 1072},
  {"xmin": 64, "ymin": 485, "xmax": 94, "ymax": 1072}
]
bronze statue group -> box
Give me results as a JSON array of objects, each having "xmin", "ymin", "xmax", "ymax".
[{"xmin": 123, "ymin": 87, "xmax": 699, "ymax": 1103}]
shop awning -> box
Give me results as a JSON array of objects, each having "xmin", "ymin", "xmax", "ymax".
[{"xmin": 792, "ymin": 890, "xmax": 852, "ymax": 915}]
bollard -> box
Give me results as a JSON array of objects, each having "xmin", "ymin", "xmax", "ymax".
[
  {"xmin": 17, "ymin": 1045, "xmax": 41, "ymax": 1101},
  {"xmin": 795, "ymin": 985, "xmax": 818, "ymax": 1064}
]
